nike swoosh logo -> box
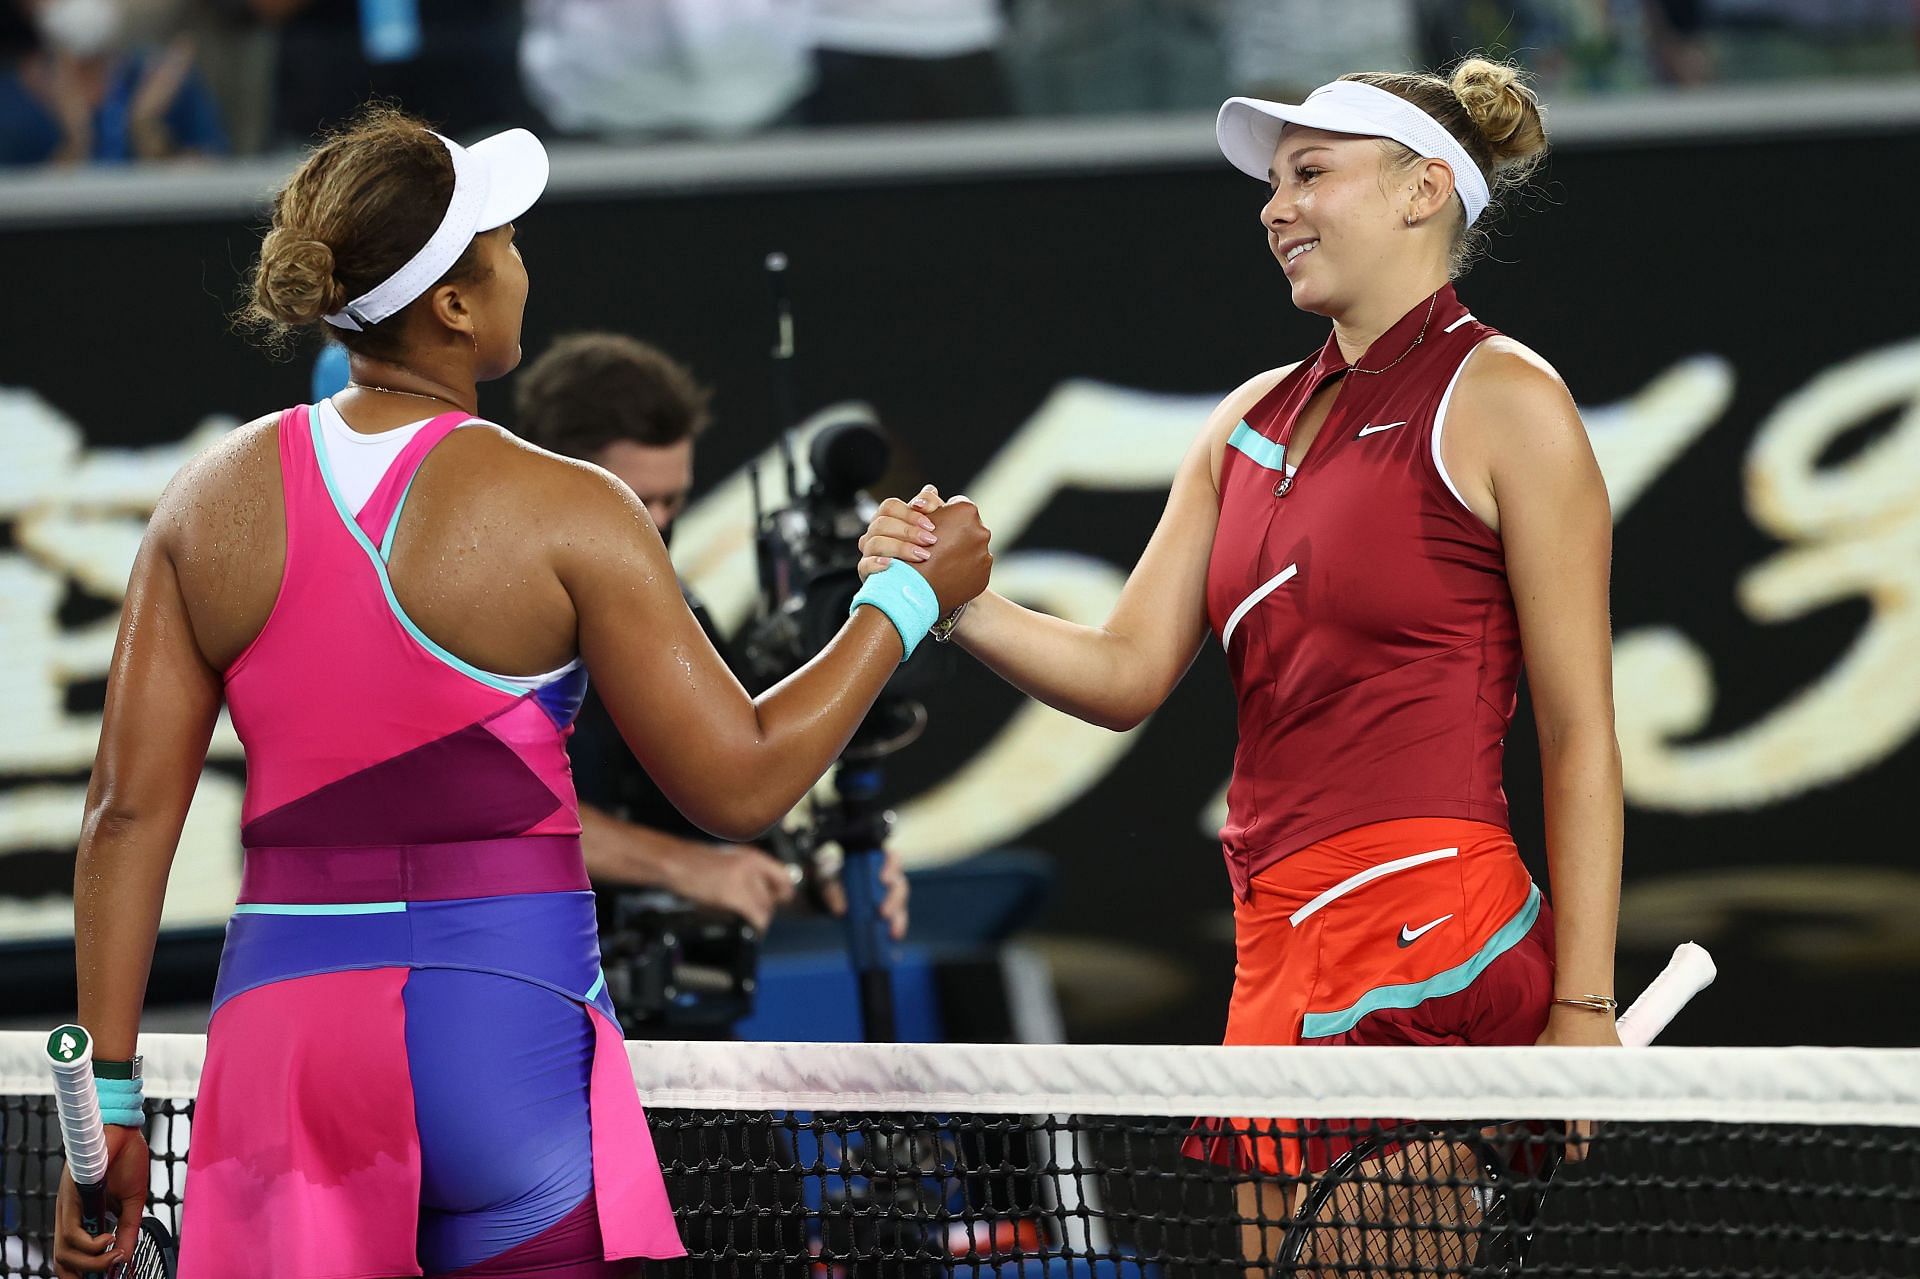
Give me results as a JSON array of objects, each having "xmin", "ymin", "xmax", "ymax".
[
  {"xmin": 1396, "ymin": 914, "xmax": 1453, "ymax": 947},
  {"xmin": 1356, "ymin": 420, "xmax": 1408, "ymax": 438}
]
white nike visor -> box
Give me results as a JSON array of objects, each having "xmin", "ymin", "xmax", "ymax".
[
  {"xmin": 1216, "ymin": 80, "xmax": 1490, "ymax": 226},
  {"xmin": 325, "ymin": 128, "xmax": 549, "ymax": 332}
]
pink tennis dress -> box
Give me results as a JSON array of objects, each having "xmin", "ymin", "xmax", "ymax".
[{"xmin": 179, "ymin": 405, "xmax": 685, "ymax": 1277}]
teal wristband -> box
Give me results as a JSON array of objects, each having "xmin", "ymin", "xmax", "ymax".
[
  {"xmin": 96, "ymin": 1075, "xmax": 145, "ymax": 1127},
  {"xmin": 849, "ymin": 560, "xmax": 942, "ymax": 660}
]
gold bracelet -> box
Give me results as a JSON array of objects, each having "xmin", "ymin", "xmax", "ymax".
[
  {"xmin": 929, "ymin": 602, "xmax": 967, "ymax": 644},
  {"xmin": 1552, "ymin": 994, "xmax": 1618, "ymax": 1014}
]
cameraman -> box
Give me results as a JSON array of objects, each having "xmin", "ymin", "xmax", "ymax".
[{"xmin": 515, "ymin": 333, "xmax": 908, "ymax": 937}]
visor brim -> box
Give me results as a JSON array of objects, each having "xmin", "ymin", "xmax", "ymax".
[
  {"xmin": 1216, "ymin": 96, "xmax": 1384, "ymax": 181},
  {"xmin": 470, "ymin": 128, "xmax": 549, "ymax": 232}
]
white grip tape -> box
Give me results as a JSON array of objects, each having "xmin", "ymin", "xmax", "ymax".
[
  {"xmin": 47, "ymin": 1038, "xmax": 109, "ymax": 1185},
  {"xmin": 1615, "ymin": 942, "xmax": 1717, "ymax": 1048}
]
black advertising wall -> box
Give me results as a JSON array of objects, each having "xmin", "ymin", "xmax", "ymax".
[{"xmin": 3, "ymin": 122, "xmax": 1917, "ymax": 1047}]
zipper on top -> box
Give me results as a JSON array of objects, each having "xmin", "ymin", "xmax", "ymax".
[{"xmin": 1275, "ymin": 368, "xmax": 1348, "ymax": 499}]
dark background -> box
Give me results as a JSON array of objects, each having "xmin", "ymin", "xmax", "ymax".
[{"xmin": 3, "ymin": 122, "xmax": 1915, "ymax": 1047}]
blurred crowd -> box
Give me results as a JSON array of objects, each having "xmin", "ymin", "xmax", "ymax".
[{"xmin": 2, "ymin": 0, "xmax": 1916, "ymax": 167}]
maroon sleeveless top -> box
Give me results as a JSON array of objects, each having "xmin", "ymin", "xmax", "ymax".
[{"xmin": 1205, "ymin": 284, "xmax": 1520, "ymax": 899}]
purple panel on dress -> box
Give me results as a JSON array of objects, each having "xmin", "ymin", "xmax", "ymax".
[
  {"xmin": 212, "ymin": 891, "xmax": 603, "ymax": 1013},
  {"xmin": 406, "ymin": 968, "xmax": 597, "ymax": 1273},
  {"xmin": 532, "ymin": 664, "xmax": 590, "ymax": 730},
  {"xmin": 242, "ymin": 720, "xmax": 565, "ymax": 848},
  {"xmin": 211, "ymin": 909, "xmax": 412, "ymax": 1012}
]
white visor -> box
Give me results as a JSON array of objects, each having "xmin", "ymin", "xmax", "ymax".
[
  {"xmin": 1216, "ymin": 80, "xmax": 1490, "ymax": 226},
  {"xmin": 324, "ymin": 128, "xmax": 549, "ymax": 332}
]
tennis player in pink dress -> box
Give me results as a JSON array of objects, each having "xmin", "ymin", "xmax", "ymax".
[{"xmin": 56, "ymin": 107, "xmax": 991, "ymax": 1278}]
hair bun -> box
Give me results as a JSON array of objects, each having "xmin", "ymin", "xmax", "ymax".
[
  {"xmin": 253, "ymin": 231, "xmax": 347, "ymax": 328},
  {"xmin": 1449, "ymin": 56, "xmax": 1548, "ymax": 171}
]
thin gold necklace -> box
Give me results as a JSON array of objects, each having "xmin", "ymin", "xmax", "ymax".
[
  {"xmin": 347, "ymin": 381, "xmax": 472, "ymax": 412},
  {"xmin": 1345, "ymin": 290, "xmax": 1440, "ymax": 376}
]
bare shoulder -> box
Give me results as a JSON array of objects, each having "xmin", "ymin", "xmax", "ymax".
[
  {"xmin": 168, "ymin": 412, "xmax": 281, "ymax": 491},
  {"xmin": 150, "ymin": 412, "xmax": 282, "ymax": 540},
  {"xmin": 434, "ymin": 421, "xmax": 639, "ymax": 510},
  {"xmin": 1455, "ymin": 337, "xmax": 1578, "ymax": 425},
  {"xmin": 1452, "ymin": 337, "xmax": 1602, "ymax": 495},
  {"xmin": 451, "ymin": 422, "xmax": 662, "ymax": 554}
]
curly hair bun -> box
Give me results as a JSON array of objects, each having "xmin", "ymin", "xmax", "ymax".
[
  {"xmin": 253, "ymin": 230, "xmax": 347, "ymax": 328},
  {"xmin": 1449, "ymin": 57, "xmax": 1548, "ymax": 172}
]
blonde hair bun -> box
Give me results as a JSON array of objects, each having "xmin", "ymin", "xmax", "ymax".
[{"xmin": 1449, "ymin": 56, "xmax": 1548, "ymax": 172}]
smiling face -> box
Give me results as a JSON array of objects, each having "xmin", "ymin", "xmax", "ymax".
[{"xmin": 1259, "ymin": 125, "xmax": 1412, "ymax": 318}]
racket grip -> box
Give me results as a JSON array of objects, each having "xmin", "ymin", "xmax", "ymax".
[
  {"xmin": 47, "ymin": 1026, "xmax": 110, "ymax": 1184},
  {"xmin": 78, "ymin": 1178, "xmax": 109, "ymax": 1239},
  {"xmin": 1616, "ymin": 941, "xmax": 1716, "ymax": 1047},
  {"xmin": 47, "ymin": 1024, "xmax": 122, "ymax": 1247}
]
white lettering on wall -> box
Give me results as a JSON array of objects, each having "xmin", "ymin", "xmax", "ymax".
[{"xmin": 3, "ymin": 339, "xmax": 1916, "ymax": 936}]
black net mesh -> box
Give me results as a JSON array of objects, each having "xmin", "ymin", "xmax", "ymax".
[
  {"xmin": 3, "ymin": 1095, "xmax": 188, "ymax": 1278},
  {"xmin": 5, "ymin": 1091, "xmax": 1917, "ymax": 1278}
]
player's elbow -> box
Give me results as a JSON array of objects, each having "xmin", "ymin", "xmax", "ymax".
[
  {"xmin": 1072, "ymin": 682, "xmax": 1163, "ymax": 733},
  {"xmin": 79, "ymin": 782, "xmax": 158, "ymax": 846},
  {"xmin": 1087, "ymin": 660, "xmax": 1176, "ymax": 732},
  {"xmin": 675, "ymin": 802, "xmax": 764, "ymax": 841},
  {"xmin": 674, "ymin": 790, "xmax": 784, "ymax": 845},
  {"xmin": 1085, "ymin": 700, "xmax": 1150, "ymax": 733},
  {"xmin": 650, "ymin": 731, "xmax": 808, "ymax": 842},
  {"xmin": 1537, "ymin": 716, "xmax": 1621, "ymax": 776},
  {"xmin": 1077, "ymin": 630, "xmax": 1179, "ymax": 732},
  {"xmin": 74, "ymin": 785, "xmax": 168, "ymax": 884}
]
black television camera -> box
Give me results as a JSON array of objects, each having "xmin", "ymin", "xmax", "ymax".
[{"xmin": 597, "ymin": 256, "xmax": 946, "ymax": 1040}]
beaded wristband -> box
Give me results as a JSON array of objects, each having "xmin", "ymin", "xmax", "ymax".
[{"xmin": 849, "ymin": 561, "xmax": 942, "ymax": 660}]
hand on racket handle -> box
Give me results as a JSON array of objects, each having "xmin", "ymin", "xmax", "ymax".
[
  {"xmin": 1538, "ymin": 942, "xmax": 1718, "ymax": 1162},
  {"xmin": 1534, "ymin": 1008, "xmax": 1620, "ymax": 1161},
  {"xmin": 54, "ymin": 1123, "xmax": 149, "ymax": 1277}
]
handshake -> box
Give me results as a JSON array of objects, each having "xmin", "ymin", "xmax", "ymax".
[{"xmin": 853, "ymin": 485, "xmax": 994, "ymax": 647}]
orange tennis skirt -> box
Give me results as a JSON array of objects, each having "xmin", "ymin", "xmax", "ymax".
[{"xmin": 1186, "ymin": 816, "xmax": 1555, "ymax": 1177}]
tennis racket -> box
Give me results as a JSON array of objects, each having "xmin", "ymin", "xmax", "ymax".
[
  {"xmin": 45, "ymin": 1025, "xmax": 179, "ymax": 1279},
  {"xmin": 1275, "ymin": 941, "xmax": 1718, "ymax": 1277}
]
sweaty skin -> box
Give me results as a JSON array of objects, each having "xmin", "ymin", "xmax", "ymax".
[
  {"xmin": 59, "ymin": 224, "xmax": 990, "ymax": 1276},
  {"xmin": 65, "ymin": 413, "xmax": 987, "ymax": 1278}
]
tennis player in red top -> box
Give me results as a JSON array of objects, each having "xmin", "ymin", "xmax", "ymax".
[{"xmin": 860, "ymin": 54, "xmax": 1622, "ymax": 1259}]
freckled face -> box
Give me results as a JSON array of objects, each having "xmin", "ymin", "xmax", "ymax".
[{"xmin": 1259, "ymin": 127, "xmax": 1403, "ymax": 317}]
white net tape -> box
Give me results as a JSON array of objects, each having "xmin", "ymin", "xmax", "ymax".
[{"xmin": 2, "ymin": 1033, "xmax": 1917, "ymax": 1128}]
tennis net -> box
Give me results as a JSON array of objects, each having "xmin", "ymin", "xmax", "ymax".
[{"xmin": 3, "ymin": 1032, "xmax": 1917, "ymax": 1277}]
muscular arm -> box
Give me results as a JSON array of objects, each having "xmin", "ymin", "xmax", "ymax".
[
  {"xmin": 1453, "ymin": 342, "xmax": 1624, "ymax": 1038},
  {"xmin": 560, "ymin": 468, "xmax": 986, "ymax": 842},
  {"xmin": 74, "ymin": 487, "xmax": 224, "ymax": 1062},
  {"xmin": 927, "ymin": 368, "xmax": 1294, "ymax": 732}
]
